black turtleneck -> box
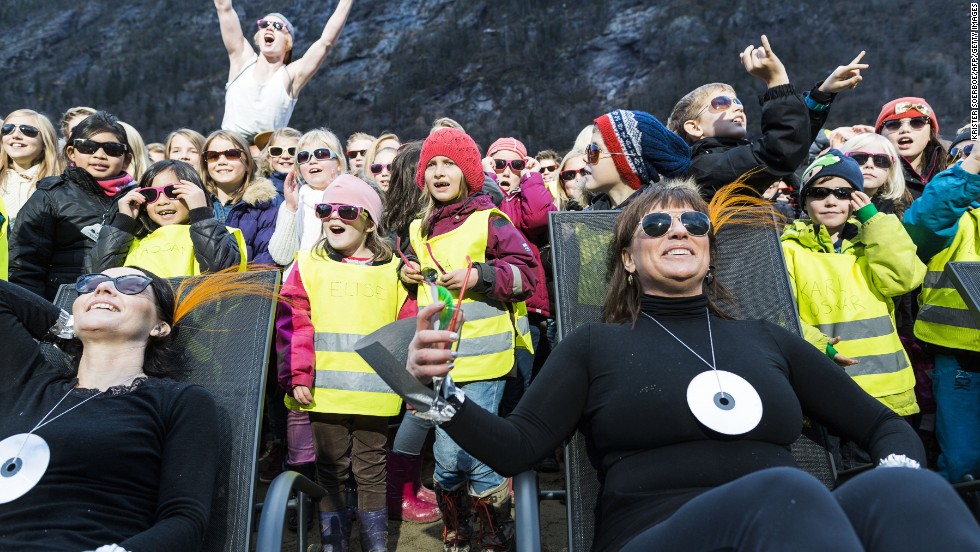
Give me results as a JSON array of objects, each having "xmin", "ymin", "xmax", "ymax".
[{"xmin": 444, "ymin": 294, "xmax": 924, "ymax": 551}]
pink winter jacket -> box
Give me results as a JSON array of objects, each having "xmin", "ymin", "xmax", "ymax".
[{"xmin": 497, "ymin": 172, "xmax": 556, "ymax": 317}]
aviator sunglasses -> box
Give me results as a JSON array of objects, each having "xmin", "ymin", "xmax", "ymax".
[
  {"xmin": 298, "ymin": 148, "xmax": 338, "ymax": 164},
  {"xmin": 268, "ymin": 146, "xmax": 296, "ymax": 157},
  {"xmin": 560, "ymin": 167, "xmax": 591, "ymax": 182},
  {"xmin": 204, "ymin": 149, "xmax": 244, "ymax": 162},
  {"xmin": 492, "ymin": 159, "xmax": 526, "ymax": 173},
  {"xmin": 880, "ymin": 116, "xmax": 931, "ymax": 133},
  {"xmin": 315, "ymin": 203, "xmax": 367, "ymax": 221},
  {"xmin": 695, "ymin": 95, "xmax": 743, "ymax": 118},
  {"xmin": 640, "ymin": 211, "xmax": 711, "ymax": 238},
  {"xmin": 1, "ymin": 124, "xmax": 40, "ymax": 138},
  {"xmin": 76, "ymin": 273, "xmax": 153, "ymax": 295},
  {"xmin": 73, "ymin": 139, "xmax": 128, "ymax": 158},
  {"xmin": 138, "ymin": 184, "xmax": 181, "ymax": 204},
  {"xmin": 584, "ymin": 143, "xmax": 641, "ymax": 165},
  {"xmin": 804, "ymin": 187, "xmax": 855, "ymax": 200},
  {"xmin": 257, "ymin": 19, "xmax": 289, "ymax": 33},
  {"xmin": 845, "ymin": 151, "xmax": 893, "ymax": 169}
]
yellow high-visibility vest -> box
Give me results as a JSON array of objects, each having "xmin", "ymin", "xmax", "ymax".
[
  {"xmin": 916, "ymin": 209, "xmax": 980, "ymax": 353},
  {"xmin": 410, "ymin": 207, "xmax": 533, "ymax": 383},
  {"xmin": 286, "ymin": 252, "xmax": 405, "ymax": 416},
  {"xmin": 124, "ymin": 224, "xmax": 247, "ymax": 277}
]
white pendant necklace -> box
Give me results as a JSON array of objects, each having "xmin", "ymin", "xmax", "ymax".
[
  {"xmin": 642, "ymin": 307, "xmax": 762, "ymax": 435},
  {"xmin": 0, "ymin": 373, "xmax": 140, "ymax": 504}
]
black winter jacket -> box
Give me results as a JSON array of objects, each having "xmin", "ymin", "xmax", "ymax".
[
  {"xmin": 9, "ymin": 167, "xmax": 135, "ymax": 300},
  {"xmin": 687, "ymin": 84, "xmax": 831, "ymax": 199},
  {"xmin": 88, "ymin": 207, "xmax": 242, "ymax": 275}
]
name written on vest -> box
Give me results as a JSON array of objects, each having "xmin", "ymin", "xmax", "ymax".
[
  {"xmin": 798, "ymin": 277, "xmax": 866, "ymax": 318},
  {"xmin": 328, "ymin": 279, "xmax": 386, "ymax": 299}
]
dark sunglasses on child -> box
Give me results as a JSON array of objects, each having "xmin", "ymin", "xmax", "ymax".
[
  {"xmin": 696, "ymin": 96, "xmax": 743, "ymax": 117},
  {"xmin": 845, "ymin": 151, "xmax": 893, "ymax": 169},
  {"xmin": 315, "ymin": 203, "xmax": 366, "ymax": 221},
  {"xmin": 76, "ymin": 273, "xmax": 153, "ymax": 295},
  {"xmin": 539, "ymin": 165, "xmax": 558, "ymax": 173},
  {"xmin": 640, "ymin": 211, "xmax": 711, "ymax": 238},
  {"xmin": 805, "ymin": 187, "xmax": 855, "ymax": 200},
  {"xmin": 257, "ymin": 19, "xmax": 289, "ymax": 32},
  {"xmin": 493, "ymin": 159, "xmax": 526, "ymax": 173},
  {"xmin": 204, "ymin": 149, "xmax": 244, "ymax": 162},
  {"xmin": 139, "ymin": 184, "xmax": 180, "ymax": 204},
  {"xmin": 370, "ymin": 163, "xmax": 391, "ymax": 175},
  {"xmin": 880, "ymin": 116, "xmax": 931, "ymax": 132},
  {"xmin": 298, "ymin": 148, "xmax": 338, "ymax": 164},
  {"xmin": 73, "ymin": 139, "xmax": 128, "ymax": 158},
  {"xmin": 950, "ymin": 144, "xmax": 974, "ymax": 159},
  {"xmin": 347, "ymin": 149, "xmax": 366, "ymax": 159},
  {"xmin": 560, "ymin": 168, "xmax": 591, "ymax": 182},
  {"xmin": 269, "ymin": 146, "xmax": 296, "ymax": 157},
  {"xmin": 1, "ymin": 124, "xmax": 40, "ymax": 138},
  {"xmin": 585, "ymin": 143, "xmax": 640, "ymax": 165}
]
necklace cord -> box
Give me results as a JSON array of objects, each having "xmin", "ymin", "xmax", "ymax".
[{"xmin": 642, "ymin": 307, "xmax": 725, "ymax": 394}]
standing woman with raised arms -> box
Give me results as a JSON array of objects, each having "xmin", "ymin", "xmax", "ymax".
[{"xmin": 213, "ymin": 0, "xmax": 353, "ymax": 141}]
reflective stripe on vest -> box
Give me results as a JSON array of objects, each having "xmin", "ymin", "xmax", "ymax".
[
  {"xmin": 915, "ymin": 210, "xmax": 980, "ymax": 351},
  {"xmin": 845, "ymin": 349, "xmax": 910, "ymax": 377},
  {"xmin": 411, "ymin": 207, "xmax": 530, "ymax": 381},
  {"xmin": 125, "ymin": 223, "xmax": 248, "ymax": 277},
  {"xmin": 286, "ymin": 252, "xmax": 405, "ymax": 416},
  {"xmin": 815, "ymin": 315, "xmax": 896, "ymax": 341}
]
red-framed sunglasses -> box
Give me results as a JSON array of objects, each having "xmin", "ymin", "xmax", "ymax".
[
  {"xmin": 315, "ymin": 203, "xmax": 367, "ymax": 221},
  {"xmin": 139, "ymin": 184, "xmax": 180, "ymax": 204}
]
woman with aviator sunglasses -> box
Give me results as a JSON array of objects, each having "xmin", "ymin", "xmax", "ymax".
[
  {"xmin": 9, "ymin": 111, "xmax": 138, "ymax": 300},
  {"xmin": 213, "ymin": 0, "xmax": 352, "ymax": 140},
  {"xmin": 667, "ymin": 36, "xmax": 868, "ymax": 198},
  {"xmin": 781, "ymin": 150, "xmax": 925, "ymax": 434},
  {"xmin": 268, "ymin": 128, "xmax": 348, "ymax": 269},
  {"xmin": 1, "ymin": 109, "xmax": 62, "ymax": 226},
  {"xmin": 90, "ymin": 160, "xmax": 246, "ymax": 278},
  {"xmin": 201, "ymin": 130, "xmax": 280, "ymax": 267},
  {"xmin": 875, "ymin": 97, "xmax": 948, "ymax": 199}
]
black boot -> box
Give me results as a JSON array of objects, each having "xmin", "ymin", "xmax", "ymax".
[
  {"xmin": 470, "ymin": 481, "xmax": 515, "ymax": 552},
  {"xmin": 435, "ymin": 483, "xmax": 472, "ymax": 552}
]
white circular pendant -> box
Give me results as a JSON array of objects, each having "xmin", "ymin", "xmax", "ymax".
[
  {"xmin": 686, "ymin": 370, "xmax": 763, "ymax": 435},
  {"xmin": 0, "ymin": 433, "xmax": 50, "ymax": 504}
]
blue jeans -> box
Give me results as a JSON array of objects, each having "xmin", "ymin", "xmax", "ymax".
[
  {"xmin": 933, "ymin": 354, "xmax": 980, "ymax": 482},
  {"xmin": 434, "ymin": 378, "xmax": 505, "ymax": 495}
]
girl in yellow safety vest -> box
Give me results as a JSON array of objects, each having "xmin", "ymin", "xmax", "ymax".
[
  {"xmin": 89, "ymin": 159, "xmax": 246, "ymax": 277},
  {"xmin": 781, "ymin": 149, "xmax": 926, "ymax": 468},
  {"xmin": 398, "ymin": 127, "xmax": 537, "ymax": 551},
  {"xmin": 277, "ymin": 175, "xmax": 403, "ymax": 551}
]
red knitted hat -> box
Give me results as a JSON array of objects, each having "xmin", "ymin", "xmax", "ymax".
[
  {"xmin": 594, "ymin": 113, "xmax": 642, "ymax": 190},
  {"xmin": 415, "ymin": 128, "xmax": 484, "ymax": 194},
  {"xmin": 875, "ymin": 97, "xmax": 938, "ymax": 134}
]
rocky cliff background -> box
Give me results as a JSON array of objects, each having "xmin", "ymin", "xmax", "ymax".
[{"xmin": 0, "ymin": 0, "xmax": 970, "ymax": 152}]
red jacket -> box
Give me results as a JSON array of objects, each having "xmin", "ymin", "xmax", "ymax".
[{"xmin": 497, "ymin": 172, "xmax": 556, "ymax": 316}]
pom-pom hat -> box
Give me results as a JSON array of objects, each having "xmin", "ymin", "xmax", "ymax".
[
  {"xmin": 593, "ymin": 110, "xmax": 692, "ymax": 190},
  {"xmin": 415, "ymin": 128, "xmax": 485, "ymax": 194},
  {"xmin": 321, "ymin": 174, "xmax": 383, "ymax": 225},
  {"xmin": 800, "ymin": 148, "xmax": 865, "ymax": 197}
]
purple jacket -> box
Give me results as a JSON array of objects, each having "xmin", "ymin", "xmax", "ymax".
[
  {"xmin": 408, "ymin": 193, "xmax": 537, "ymax": 304},
  {"xmin": 212, "ymin": 177, "xmax": 281, "ymax": 267},
  {"xmin": 498, "ymin": 172, "xmax": 556, "ymax": 317}
]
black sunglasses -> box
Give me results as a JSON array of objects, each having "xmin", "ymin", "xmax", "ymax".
[
  {"xmin": 540, "ymin": 165, "xmax": 558, "ymax": 173},
  {"xmin": 370, "ymin": 163, "xmax": 391, "ymax": 175},
  {"xmin": 560, "ymin": 168, "xmax": 591, "ymax": 182},
  {"xmin": 297, "ymin": 148, "xmax": 338, "ymax": 164},
  {"xmin": 73, "ymin": 139, "xmax": 128, "ymax": 158},
  {"xmin": 204, "ymin": 149, "xmax": 244, "ymax": 162},
  {"xmin": 493, "ymin": 159, "xmax": 526, "ymax": 173},
  {"xmin": 315, "ymin": 203, "xmax": 366, "ymax": 221},
  {"xmin": 347, "ymin": 149, "xmax": 366, "ymax": 159},
  {"xmin": 257, "ymin": 19, "xmax": 288, "ymax": 32},
  {"xmin": 76, "ymin": 273, "xmax": 153, "ymax": 295},
  {"xmin": 805, "ymin": 187, "xmax": 855, "ymax": 200},
  {"xmin": 880, "ymin": 116, "xmax": 931, "ymax": 132},
  {"xmin": 846, "ymin": 151, "xmax": 893, "ymax": 169},
  {"xmin": 640, "ymin": 211, "xmax": 711, "ymax": 238},
  {"xmin": 268, "ymin": 146, "xmax": 296, "ymax": 157},
  {"xmin": 1, "ymin": 124, "xmax": 40, "ymax": 138}
]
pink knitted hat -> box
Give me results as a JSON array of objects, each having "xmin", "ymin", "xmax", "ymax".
[{"xmin": 487, "ymin": 137, "xmax": 528, "ymax": 159}]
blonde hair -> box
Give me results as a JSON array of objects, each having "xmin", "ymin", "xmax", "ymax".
[
  {"xmin": 312, "ymin": 215, "xmax": 393, "ymax": 264},
  {"xmin": 257, "ymin": 127, "xmax": 301, "ymax": 177},
  {"xmin": 202, "ymin": 130, "xmax": 255, "ymax": 204},
  {"xmin": 121, "ymin": 121, "xmax": 150, "ymax": 180},
  {"xmin": 571, "ymin": 125, "xmax": 593, "ymax": 152},
  {"xmin": 296, "ymin": 128, "xmax": 347, "ymax": 184},
  {"xmin": 346, "ymin": 132, "xmax": 376, "ymax": 150},
  {"xmin": 165, "ymin": 128, "xmax": 206, "ymax": 161},
  {"xmin": 365, "ymin": 133, "xmax": 400, "ymax": 173},
  {"xmin": 555, "ymin": 149, "xmax": 589, "ymax": 210},
  {"xmin": 839, "ymin": 134, "xmax": 906, "ymax": 201},
  {"xmin": 0, "ymin": 109, "xmax": 63, "ymax": 187},
  {"xmin": 667, "ymin": 83, "xmax": 735, "ymax": 144},
  {"xmin": 59, "ymin": 106, "xmax": 96, "ymax": 140},
  {"xmin": 431, "ymin": 117, "xmax": 464, "ymax": 133}
]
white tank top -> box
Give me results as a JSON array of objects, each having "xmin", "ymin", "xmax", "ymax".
[{"xmin": 221, "ymin": 55, "xmax": 298, "ymax": 137}]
